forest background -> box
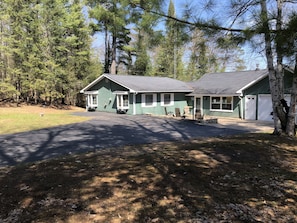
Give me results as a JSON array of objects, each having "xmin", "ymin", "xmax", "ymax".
[
  {"xmin": 0, "ymin": 0, "xmax": 252, "ymax": 106},
  {"xmin": 0, "ymin": 0, "xmax": 295, "ymax": 108}
]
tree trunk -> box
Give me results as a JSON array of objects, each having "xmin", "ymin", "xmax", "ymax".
[
  {"xmin": 110, "ymin": 34, "xmax": 117, "ymax": 74},
  {"xmin": 286, "ymin": 55, "xmax": 297, "ymax": 136},
  {"xmin": 275, "ymin": 0, "xmax": 287, "ymax": 131},
  {"xmin": 104, "ymin": 25, "xmax": 110, "ymax": 74},
  {"xmin": 260, "ymin": 0, "xmax": 281, "ymax": 134}
]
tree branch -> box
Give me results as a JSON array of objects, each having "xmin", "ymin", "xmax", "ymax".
[{"xmin": 134, "ymin": 4, "xmax": 245, "ymax": 33}]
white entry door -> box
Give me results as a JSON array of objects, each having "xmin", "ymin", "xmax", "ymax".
[{"xmin": 245, "ymin": 95, "xmax": 256, "ymax": 120}]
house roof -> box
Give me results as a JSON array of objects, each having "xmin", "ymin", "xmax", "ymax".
[
  {"xmin": 188, "ymin": 69, "xmax": 268, "ymax": 96},
  {"xmin": 80, "ymin": 74, "xmax": 193, "ymax": 93}
]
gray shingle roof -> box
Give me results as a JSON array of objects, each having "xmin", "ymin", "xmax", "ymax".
[
  {"xmin": 81, "ymin": 74, "xmax": 193, "ymax": 93},
  {"xmin": 188, "ymin": 70, "xmax": 268, "ymax": 95}
]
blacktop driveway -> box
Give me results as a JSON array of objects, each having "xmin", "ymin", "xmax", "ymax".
[{"xmin": 0, "ymin": 112, "xmax": 273, "ymax": 167}]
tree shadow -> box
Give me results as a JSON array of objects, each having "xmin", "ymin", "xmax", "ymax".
[
  {"xmin": 0, "ymin": 133, "xmax": 296, "ymax": 222},
  {"xmin": 0, "ymin": 114, "xmax": 247, "ymax": 167}
]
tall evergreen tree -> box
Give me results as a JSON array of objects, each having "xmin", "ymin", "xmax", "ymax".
[
  {"xmin": 131, "ymin": 5, "xmax": 164, "ymax": 76},
  {"xmin": 62, "ymin": 0, "xmax": 92, "ymax": 104},
  {"xmin": 0, "ymin": 0, "xmax": 92, "ymax": 105},
  {"xmin": 0, "ymin": 0, "xmax": 18, "ymax": 100},
  {"xmin": 154, "ymin": 0, "xmax": 186, "ymax": 79},
  {"xmin": 185, "ymin": 29, "xmax": 217, "ymax": 81},
  {"xmin": 88, "ymin": 0, "xmax": 131, "ymax": 74}
]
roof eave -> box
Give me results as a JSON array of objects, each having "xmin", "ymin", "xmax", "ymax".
[
  {"xmin": 81, "ymin": 74, "xmax": 193, "ymax": 94},
  {"xmin": 104, "ymin": 74, "xmax": 135, "ymax": 92},
  {"xmin": 80, "ymin": 74, "xmax": 106, "ymax": 93},
  {"xmin": 187, "ymin": 93, "xmax": 240, "ymax": 96},
  {"xmin": 134, "ymin": 90, "xmax": 193, "ymax": 93},
  {"xmin": 236, "ymin": 72, "xmax": 268, "ymax": 94}
]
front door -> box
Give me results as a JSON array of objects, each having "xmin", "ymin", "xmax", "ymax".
[
  {"xmin": 245, "ymin": 95, "xmax": 256, "ymax": 120},
  {"xmin": 196, "ymin": 97, "xmax": 201, "ymax": 111},
  {"xmin": 193, "ymin": 97, "xmax": 202, "ymax": 119}
]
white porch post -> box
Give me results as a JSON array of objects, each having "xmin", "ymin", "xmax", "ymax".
[
  {"xmin": 133, "ymin": 93, "xmax": 136, "ymax": 115},
  {"xmin": 193, "ymin": 96, "xmax": 196, "ymax": 120},
  {"xmin": 200, "ymin": 97, "xmax": 203, "ymax": 116},
  {"xmin": 86, "ymin": 95, "xmax": 89, "ymax": 111}
]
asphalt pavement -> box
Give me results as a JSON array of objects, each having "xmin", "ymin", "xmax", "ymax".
[{"xmin": 0, "ymin": 112, "xmax": 268, "ymax": 167}]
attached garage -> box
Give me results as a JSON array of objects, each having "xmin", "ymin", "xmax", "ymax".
[
  {"xmin": 258, "ymin": 94, "xmax": 297, "ymax": 123},
  {"xmin": 245, "ymin": 95, "xmax": 257, "ymax": 120},
  {"xmin": 257, "ymin": 94, "xmax": 273, "ymax": 121}
]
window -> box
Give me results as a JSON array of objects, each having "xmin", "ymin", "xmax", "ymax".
[
  {"xmin": 222, "ymin": 97, "xmax": 232, "ymax": 110},
  {"xmin": 92, "ymin": 95, "xmax": 97, "ymax": 105},
  {"xmin": 123, "ymin": 95, "xmax": 129, "ymax": 107},
  {"xmin": 211, "ymin": 97, "xmax": 221, "ymax": 110},
  {"xmin": 142, "ymin": 94, "xmax": 157, "ymax": 107},
  {"xmin": 87, "ymin": 94, "xmax": 98, "ymax": 106},
  {"xmin": 161, "ymin": 93, "xmax": 174, "ymax": 106},
  {"xmin": 211, "ymin": 96, "xmax": 233, "ymax": 111},
  {"xmin": 117, "ymin": 94, "xmax": 129, "ymax": 109},
  {"xmin": 145, "ymin": 94, "xmax": 153, "ymax": 106}
]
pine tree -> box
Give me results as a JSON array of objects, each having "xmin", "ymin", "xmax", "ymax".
[
  {"xmin": 88, "ymin": 0, "xmax": 131, "ymax": 74},
  {"xmin": 62, "ymin": 0, "xmax": 92, "ymax": 104},
  {"xmin": 186, "ymin": 29, "xmax": 212, "ymax": 81},
  {"xmin": 0, "ymin": 0, "xmax": 92, "ymax": 105},
  {"xmin": 154, "ymin": 0, "xmax": 186, "ymax": 79}
]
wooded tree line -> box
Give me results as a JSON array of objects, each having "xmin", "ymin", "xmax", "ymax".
[
  {"xmin": 0, "ymin": 0, "xmax": 101, "ymax": 105},
  {"xmin": 88, "ymin": 0, "xmax": 245, "ymax": 78},
  {"xmin": 0, "ymin": 0, "xmax": 296, "ymax": 135},
  {"xmin": 0, "ymin": 0, "xmax": 246, "ymax": 106},
  {"xmin": 153, "ymin": 0, "xmax": 297, "ymax": 136}
]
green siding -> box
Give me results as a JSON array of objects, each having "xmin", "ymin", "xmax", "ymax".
[
  {"xmin": 88, "ymin": 77, "xmax": 189, "ymax": 115},
  {"xmin": 92, "ymin": 77, "xmax": 128, "ymax": 113},
  {"xmin": 244, "ymin": 76, "xmax": 270, "ymax": 95},
  {"xmin": 202, "ymin": 96, "xmax": 242, "ymax": 118},
  {"xmin": 244, "ymin": 70, "xmax": 293, "ymax": 96},
  {"xmin": 133, "ymin": 92, "xmax": 188, "ymax": 116}
]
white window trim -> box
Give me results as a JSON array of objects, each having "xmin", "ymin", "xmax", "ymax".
[
  {"xmin": 117, "ymin": 94, "xmax": 129, "ymax": 110},
  {"xmin": 210, "ymin": 96, "xmax": 233, "ymax": 112},
  {"xmin": 141, "ymin": 93, "xmax": 157, "ymax": 107},
  {"xmin": 87, "ymin": 94, "xmax": 98, "ymax": 107},
  {"xmin": 161, "ymin": 93, "xmax": 174, "ymax": 106}
]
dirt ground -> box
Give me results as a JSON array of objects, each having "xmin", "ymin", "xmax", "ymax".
[{"xmin": 0, "ymin": 133, "xmax": 296, "ymax": 223}]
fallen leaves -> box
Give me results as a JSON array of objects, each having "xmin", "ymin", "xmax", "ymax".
[{"xmin": 0, "ymin": 133, "xmax": 296, "ymax": 222}]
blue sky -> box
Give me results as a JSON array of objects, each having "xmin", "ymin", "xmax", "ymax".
[{"xmin": 91, "ymin": 0, "xmax": 266, "ymax": 71}]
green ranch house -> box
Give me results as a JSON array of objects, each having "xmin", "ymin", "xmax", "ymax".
[{"xmin": 80, "ymin": 70, "xmax": 297, "ymax": 123}]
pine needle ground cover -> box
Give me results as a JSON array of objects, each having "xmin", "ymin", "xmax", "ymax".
[
  {"xmin": 0, "ymin": 105, "xmax": 89, "ymax": 134},
  {"xmin": 0, "ymin": 134, "xmax": 296, "ymax": 222}
]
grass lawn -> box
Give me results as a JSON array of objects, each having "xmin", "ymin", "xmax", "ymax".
[
  {"xmin": 0, "ymin": 132, "xmax": 296, "ymax": 222},
  {"xmin": 0, "ymin": 105, "xmax": 90, "ymax": 134}
]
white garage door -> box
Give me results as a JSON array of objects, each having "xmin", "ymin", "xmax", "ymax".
[
  {"xmin": 258, "ymin": 94, "xmax": 295, "ymax": 122},
  {"xmin": 258, "ymin": 94, "xmax": 273, "ymax": 121}
]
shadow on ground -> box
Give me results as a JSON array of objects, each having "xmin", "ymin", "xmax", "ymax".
[
  {"xmin": 0, "ymin": 134, "xmax": 296, "ymax": 222},
  {"xmin": 0, "ymin": 113, "xmax": 249, "ymax": 167}
]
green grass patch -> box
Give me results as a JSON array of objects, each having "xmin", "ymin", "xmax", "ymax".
[{"xmin": 0, "ymin": 106, "xmax": 90, "ymax": 134}]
